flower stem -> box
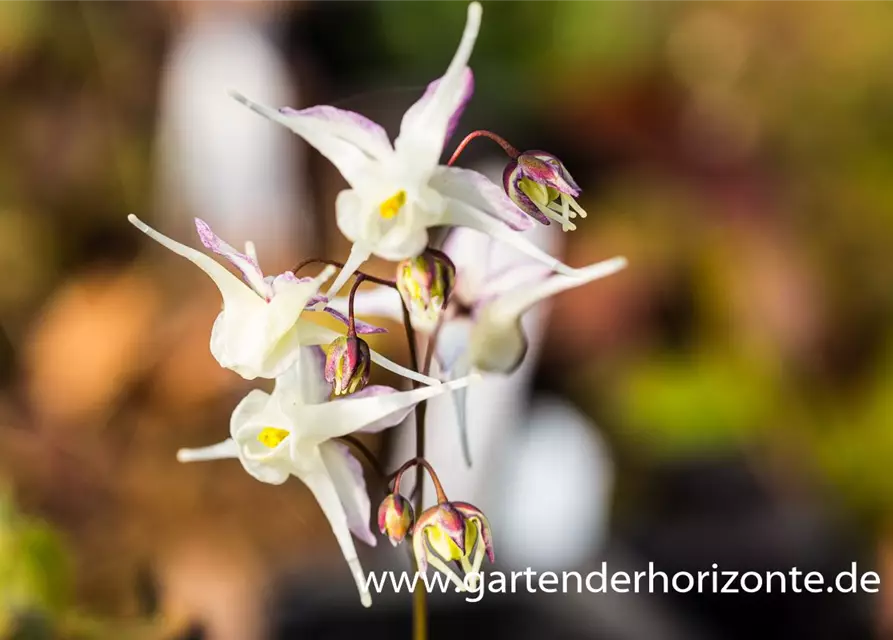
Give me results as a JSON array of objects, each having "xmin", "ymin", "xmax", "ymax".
[
  {"xmin": 446, "ymin": 130, "xmax": 521, "ymax": 166},
  {"xmin": 391, "ymin": 457, "xmax": 449, "ymax": 504},
  {"xmin": 292, "ymin": 258, "xmax": 396, "ymax": 288},
  {"xmin": 347, "ymin": 274, "xmax": 366, "ymax": 335}
]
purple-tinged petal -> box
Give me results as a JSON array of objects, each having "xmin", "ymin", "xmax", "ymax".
[
  {"xmin": 453, "ymin": 502, "xmax": 495, "ymax": 563},
  {"xmin": 503, "ymin": 163, "xmax": 550, "ymax": 226},
  {"xmin": 399, "ymin": 67, "xmax": 474, "ymax": 156},
  {"xmin": 519, "ymin": 151, "xmax": 580, "ymax": 197},
  {"xmin": 433, "ymin": 165, "xmax": 536, "ymax": 231},
  {"xmin": 280, "ymin": 105, "xmax": 393, "ymax": 161},
  {"xmin": 337, "ymin": 386, "xmax": 413, "ymax": 434},
  {"xmin": 322, "ymin": 306, "xmax": 388, "ymax": 335},
  {"xmin": 194, "ymin": 218, "xmax": 269, "ymax": 295},
  {"xmin": 320, "ymin": 441, "xmax": 377, "ymax": 547}
]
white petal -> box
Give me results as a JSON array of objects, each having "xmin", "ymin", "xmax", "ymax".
[
  {"xmin": 467, "ymin": 308, "xmax": 528, "ymax": 374},
  {"xmin": 194, "ymin": 218, "xmax": 268, "ymax": 296},
  {"xmin": 229, "ymin": 388, "xmax": 275, "ymax": 439},
  {"xmin": 477, "ymin": 262, "xmax": 551, "ymax": 302},
  {"xmin": 230, "ymin": 92, "xmax": 378, "ymax": 190},
  {"xmin": 449, "ymin": 358, "xmax": 473, "ymax": 466},
  {"xmin": 487, "ymin": 256, "xmax": 627, "ymax": 325},
  {"xmin": 441, "ymin": 200, "xmax": 580, "ymax": 276},
  {"xmin": 327, "ymin": 285, "xmax": 404, "ymax": 324},
  {"xmin": 323, "ymin": 242, "xmax": 372, "ymax": 299},
  {"xmin": 435, "ymin": 317, "xmax": 473, "ymax": 373},
  {"xmin": 394, "ymin": 3, "xmax": 482, "ymax": 168},
  {"xmin": 369, "ymin": 349, "xmax": 440, "ymax": 387},
  {"xmin": 177, "ymin": 438, "xmax": 240, "ymax": 463},
  {"xmin": 297, "ymin": 452, "xmax": 373, "ymax": 607},
  {"xmin": 280, "ymin": 104, "xmax": 393, "ymax": 161},
  {"xmin": 345, "ymin": 386, "xmax": 413, "ymax": 433},
  {"xmin": 320, "ymin": 441, "xmax": 377, "ymax": 547},
  {"xmin": 301, "ymin": 376, "xmax": 476, "ymax": 441},
  {"xmin": 128, "ymin": 214, "xmax": 259, "ymax": 310},
  {"xmin": 431, "ymin": 166, "xmax": 534, "ymax": 232}
]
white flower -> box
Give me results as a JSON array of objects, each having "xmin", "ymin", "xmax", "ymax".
[
  {"xmin": 328, "ymin": 229, "xmax": 626, "ymax": 464},
  {"xmin": 230, "ymin": 2, "xmax": 584, "ymax": 299},
  {"xmin": 176, "ymin": 347, "xmax": 476, "ymax": 607},
  {"xmin": 128, "ymin": 215, "xmax": 438, "ymax": 385}
]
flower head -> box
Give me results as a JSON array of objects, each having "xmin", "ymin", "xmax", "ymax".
[
  {"xmin": 230, "ymin": 2, "xmax": 585, "ymax": 300},
  {"xmin": 176, "ymin": 347, "xmax": 477, "ymax": 607},
  {"xmin": 127, "ymin": 215, "xmax": 440, "ymax": 387},
  {"xmin": 412, "ymin": 501, "xmax": 494, "ymax": 589},
  {"xmin": 377, "ymin": 493, "xmax": 414, "ymax": 546},
  {"xmin": 504, "ymin": 151, "xmax": 586, "ymax": 232},
  {"xmin": 325, "ymin": 335, "xmax": 371, "ymax": 396},
  {"xmin": 396, "ymin": 249, "xmax": 456, "ymax": 333}
]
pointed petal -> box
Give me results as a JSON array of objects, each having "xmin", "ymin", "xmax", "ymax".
[
  {"xmin": 323, "ymin": 242, "xmax": 372, "ymax": 299},
  {"xmin": 280, "ymin": 104, "xmax": 393, "ymax": 161},
  {"xmin": 394, "ymin": 2, "xmax": 482, "ymax": 166},
  {"xmin": 230, "ymin": 92, "xmax": 377, "ymax": 190},
  {"xmin": 321, "ymin": 306, "xmax": 388, "ymax": 335},
  {"xmin": 320, "ymin": 441, "xmax": 377, "ymax": 547},
  {"xmin": 477, "ymin": 262, "xmax": 551, "ymax": 302},
  {"xmin": 488, "ymin": 256, "xmax": 627, "ymax": 325},
  {"xmin": 303, "ymin": 376, "xmax": 476, "ymax": 440},
  {"xmin": 298, "ymin": 453, "xmax": 373, "ymax": 607},
  {"xmin": 447, "ymin": 357, "xmax": 473, "ymax": 467},
  {"xmin": 432, "ymin": 166, "xmax": 534, "ymax": 232},
  {"xmin": 263, "ymin": 265, "xmax": 336, "ymax": 342},
  {"xmin": 368, "ymin": 349, "xmax": 441, "ymax": 387},
  {"xmin": 194, "ymin": 218, "xmax": 268, "ymax": 296},
  {"xmin": 177, "ymin": 438, "xmax": 240, "ymax": 463},
  {"xmin": 128, "ymin": 214, "xmax": 258, "ymax": 309},
  {"xmin": 340, "ymin": 386, "xmax": 413, "ymax": 433},
  {"xmin": 397, "ymin": 68, "xmax": 474, "ymax": 163},
  {"xmin": 440, "ymin": 200, "xmax": 580, "ymax": 276},
  {"xmin": 327, "ymin": 285, "xmax": 404, "ymax": 324}
]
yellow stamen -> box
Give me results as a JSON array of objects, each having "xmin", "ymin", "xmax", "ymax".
[
  {"xmin": 257, "ymin": 427, "xmax": 290, "ymax": 449},
  {"xmin": 379, "ymin": 190, "xmax": 406, "ymax": 219}
]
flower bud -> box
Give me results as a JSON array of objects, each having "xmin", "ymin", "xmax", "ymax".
[
  {"xmin": 503, "ymin": 150, "xmax": 587, "ymax": 232},
  {"xmin": 377, "ymin": 493, "xmax": 414, "ymax": 546},
  {"xmin": 396, "ymin": 249, "xmax": 456, "ymax": 333},
  {"xmin": 412, "ymin": 501, "xmax": 494, "ymax": 584},
  {"xmin": 325, "ymin": 335, "xmax": 371, "ymax": 396}
]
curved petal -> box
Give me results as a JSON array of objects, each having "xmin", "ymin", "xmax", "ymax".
[
  {"xmin": 476, "ymin": 262, "xmax": 551, "ymax": 303},
  {"xmin": 128, "ymin": 215, "xmax": 259, "ymax": 310},
  {"xmin": 432, "ymin": 166, "xmax": 534, "ymax": 232},
  {"xmin": 395, "ymin": 3, "xmax": 482, "ymax": 168},
  {"xmin": 323, "ymin": 240, "xmax": 372, "ymax": 299},
  {"xmin": 435, "ymin": 317, "xmax": 473, "ymax": 374},
  {"xmin": 327, "ymin": 285, "xmax": 404, "ymax": 325},
  {"xmin": 301, "ymin": 376, "xmax": 476, "ymax": 441},
  {"xmin": 230, "ymin": 92, "xmax": 378, "ymax": 190},
  {"xmin": 296, "ymin": 452, "xmax": 373, "ymax": 607},
  {"xmin": 320, "ymin": 441, "xmax": 377, "ymax": 547},
  {"xmin": 321, "ymin": 306, "xmax": 388, "ymax": 335},
  {"xmin": 487, "ymin": 256, "xmax": 627, "ymax": 325},
  {"xmin": 194, "ymin": 218, "xmax": 268, "ymax": 296},
  {"xmin": 281, "ymin": 105, "xmax": 393, "ymax": 161},
  {"xmin": 176, "ymin": 438, "xmax": 240, "ymax": 463},
  {"xmin": 338, "ymin": 386, "xmax": 413, "ymax": 433},
  {"xmin": 440, "ymin": 200, "xmax": 579, "ymax": 276}
]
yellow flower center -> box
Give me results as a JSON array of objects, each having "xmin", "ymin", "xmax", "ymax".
[
  {"xmin": 379, "ymin": 190, "xmax": 407, "ymax": 219},
  {"xmin": 257, "ymin": 427, "xmax": 290, "ymax": 449}
]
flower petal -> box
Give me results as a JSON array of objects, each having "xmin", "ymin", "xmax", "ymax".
[
  {"xmin": 177, "ymin": 438, "xmax": 240, "ymax": 463},
  {"xmin": 394, "ymin": 2, "xmax": 482, "ymax": 168},
  {"xmin": 281, "ymin": 105, "xmax": 393, "ymax": 161},
  {"xmin": 432, "ymin": 166, "xmax": 534, "ymax": 232},
  {"xmin": 296, "ymin": 452, "xmax": 373, "ymax": 607},
  {"xmin": 301, "ymin": 376, "xmax": 477, "ymax": 441},
  {"xmin": 340, "ymin": 386, "xmax": 412, "ymax": 433},
  {"xmin": 128, "ymin": 214, "xmax": 259, "ymax": 310},
  {"xmin": 320, "ymin": 441, "xmax": 377, "ymax": 547},
  {"xmin": 323, "ymin": 241, "xmax": 372, "ymax": 299},
  {"xmin": 230, "ymin": 92, "xmax": 378, "ymax": 190},
  {"xmin": 321, "ymin": 306, "xmax": 388, "ymax": 335},
  {"xmin": 397, "ymin": 68, "xmax": 474, "ymax": 164},
  {"xmin": 440, "ymin": 200, "xmax": 579, "ymax": 276},
  {"xmin": 194, "ymin": 218, "xmax": 268, "ymax": 296},
  {"xmin": 487, "ymin": 256, "xmax": 627, "ymax": 325}
]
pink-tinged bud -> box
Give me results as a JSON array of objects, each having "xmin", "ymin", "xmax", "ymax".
[
  {"xmin": 377, "ymin": 493, "xmax": 414, "ymax": 546},
  {"xmin": 324, "ymin": 335, "xmax": 371, "ymax": 396},
  {"xmin": 396, "ymin": 249, "xmax": 457, "ymax": 333},
  {"xmin": 412, "ymin": 501, "xmax": 494, "ymax": 579},
  {"xmin": 503, "ymin": 150, "xmax": 587, "ymax": 232}
]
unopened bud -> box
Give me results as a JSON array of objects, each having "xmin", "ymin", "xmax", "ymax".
[
  {"xmin": 503, "ymin": 150, "xmax": 587, "ymax": 232},
  {"xmin": 377, "ymin": 493, "xmax": 414, "ymax": 546},
  {"xmin": 325, "ymin": 335, "xmax": 371, "ymax": 396},
  {"xmin": 396, "ymin": 249, "xmax": 456, "ymax": 333}
]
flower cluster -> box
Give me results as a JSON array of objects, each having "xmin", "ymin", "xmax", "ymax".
[{"xmin": 128, "ymin": 1, "xmax": 626, "ymax": 611}]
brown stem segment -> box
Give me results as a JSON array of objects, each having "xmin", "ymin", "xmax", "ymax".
[
  {"xmin": 346, "ymin": 275, "xmax": 366, "ymax": 336},
  {"xmin": 292, "ymin": 258, "xmax": 396, "ymax": 288},
  {"xmin": 392, "ymin": 457, "xmax": 449, "ymax": 504},
  {"xmin": 446, "ymin": 129, "xmax": 521, "ymax": 166}
]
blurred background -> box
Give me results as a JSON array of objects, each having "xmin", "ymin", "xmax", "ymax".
[{"xmin": 0, "ymin": 1, "xmax": 891, "ymax": 638}]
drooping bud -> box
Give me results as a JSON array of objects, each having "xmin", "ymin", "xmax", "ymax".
[
  {"xmin": 412, "ymin": 500, "xmax": 494, "ymax": 588},
  {"xmin": 377, "ymin": 493, "xmax": 414, "ymax": 546},
  {"xmin": 503, "ymin": 150, "xmax": 587, "ymax": 232},
  {"xmin": 325, "ymin": 335, "xmax": 371, "ymax": 396},
  {"xmin": 396, "ymin": 249, "xmax": 456, "ymax": 333}
]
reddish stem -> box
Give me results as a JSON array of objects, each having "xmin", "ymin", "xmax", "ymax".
[
  {"xmin": 392, "ymin": 457, "xmax": 449, "ymax": 504},
  {"xmin": 446, "ymin": 130, "xmax": 521, "ymax": 166}
]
